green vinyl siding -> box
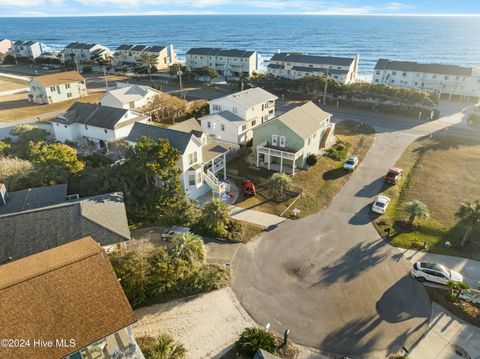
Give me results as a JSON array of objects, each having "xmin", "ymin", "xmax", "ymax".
[{"xmin": 252, "ymin": 120, "xmax": 304, "ymax": 152}]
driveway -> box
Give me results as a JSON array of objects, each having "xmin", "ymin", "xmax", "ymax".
[{"xmin": 231, "ymin": 113, "xmax": 464, "ymax": 357}]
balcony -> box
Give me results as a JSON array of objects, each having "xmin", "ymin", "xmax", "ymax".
[{"xmin": 256, "ymin": 141, "xmax": 303, "ymax": 174}]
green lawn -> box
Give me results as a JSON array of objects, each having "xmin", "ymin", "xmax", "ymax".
[
  {"xmin": 374, "ymin": 136, "xmax": 480, "ymax": 260},
  {"xmin": 230, "ymin": 121, "xmax": 376, "ymax": 218}
]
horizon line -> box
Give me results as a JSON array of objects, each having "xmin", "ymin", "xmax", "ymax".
[{"xmin": 1, "ymin": 13, "xmax": 480, "ymax": 18}]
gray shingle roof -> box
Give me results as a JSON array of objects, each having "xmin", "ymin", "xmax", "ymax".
[
  {"xmin": 53, "ymin": 103, "xmax": 136, "ymax": 130},
  {"xmin": 126, "ymin": 122, "xmax": 195, "ymax": 154},
  {"xmin": 145, "ymin": 45, "xmax": 165, "ymax": 53},
  {"xmin": 275, "ymin": 101, "xmax": 331, "ymax": 139},
  {"xmin": 374, "ymin": 58, "xmax": 473, "ymax": 76},
  {"xmin": 0, "ymin": 192, "xmax": 131, "ymax": 263},
  {"xmin": 186, "ymin": 47, "xmax": 222, "ymax": 56},
  {"xmin": 116, "ymin": 44, "xmax": 134, "ymax": 51},
  {"xmin": 270, "ymin": 52, "xmax": 355, "ymax": 67},
  {"xmin": 186, "ymin": 47, "xmax": 255, "ymax": 58},
  {"xmin": 0, "ymin": 184, "xmax": 67, "ymax": 215}
]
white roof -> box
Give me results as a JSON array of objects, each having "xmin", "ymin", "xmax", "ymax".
[
  {"xmin": 101, "ymin": 84, "xmax": 161, "ymax": 105},
  {"xmin": 200, "ymin": 111, "xmax": 246, "ymax": 127},
  {"xmin": 210, "ymin": 87, "xmax": 277, "ymax": 109}
]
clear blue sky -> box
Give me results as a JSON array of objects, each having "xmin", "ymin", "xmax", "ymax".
[{"xmin": 0, "ymin": 0, "xmax": 479, "ymax": 17}]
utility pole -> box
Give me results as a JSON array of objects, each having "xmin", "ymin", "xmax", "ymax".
[
  {"xmin": 177, "ymin": 69, "xmax": 184, "ymax": 99},
  {"xmin": 103, "ymin": 65, "xmax": 109, "ymax": 91},
  {"xmin": 323, "ymin": 66, "xmax": 329, "ymax": 105}
]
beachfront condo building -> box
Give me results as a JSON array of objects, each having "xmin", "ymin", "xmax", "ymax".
[
  {"xmin": 9, "ymin": 40, "xmax": 46, "ymax": 59},
  {"xmin": 267, "ymin": 52, "xmax": 359, "ymax": 84},
  {"xmin": 112, "ymin": 44, "xmax": 176, "ymax": 70},
  {"xmin": 373, "ymin": 59, "xmax": 480, "ymax": 103},
  {"xmin": 186, "ymin": 48, "xmax": 262, "ymax": 77},
  {"xmin": 63, "ymin": 42, "xmax": 113, "ymax": 63}
]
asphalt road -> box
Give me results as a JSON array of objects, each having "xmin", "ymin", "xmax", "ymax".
[{"xmin": 231, "ymin": 114, "xmax": 465, "ymax": 357}]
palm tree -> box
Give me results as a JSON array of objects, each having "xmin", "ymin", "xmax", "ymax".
[
  {"xmin": 401, "ymin": 200, "xmax": 429, "ymax": 226},
  {"xmin": 140, "ymin": 334, "xmax": 187, "ymax": 359},
  {"xmin": 138, "ymin": 53, "xmax": 158, "ymax": 82},
  {"xmin": 202, "ymin": 198, "xmax": 230, "ymax": 236},
  {"xmin": 447, "ymin": 280, "xmax": 470, "ymax": 302},
  {"xmin": 171, "ymin": 233, "xmax": 206, "ymax": 268},
  {"xmin": 455, "ymin": 199, "xmax": 480, "ymax": 246},
  {"xmin": 268, "ymin": 172, "xmax": 292, "ymax": 198}
]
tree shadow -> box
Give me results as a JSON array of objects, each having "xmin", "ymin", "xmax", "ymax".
[
  {"xmin": 320, "ymin": 276, "xmax": 430, "ymax": 356},
  {"xmin": 376, "ymin": 276, "xmax": 431, "ymax": 324},
  {"xmin": 0, "ymin": 98, "xmax": 32, "ymax": 110},
  {"xmin": 311, "ymin": 239, "xmax": 387, "ymax": 286},
  {"xmin": 322, "ymin": 167, "xmax": 348, "ymax": 181}
]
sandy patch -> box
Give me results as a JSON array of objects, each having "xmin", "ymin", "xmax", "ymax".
[{"xmin": 133, "ymin": 288, "xmax": 255, "ymax": 358}]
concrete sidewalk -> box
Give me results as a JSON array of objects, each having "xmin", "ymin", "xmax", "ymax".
[
  {"xmin": 229, "ymin": 205, "xmax": 287, "ymax": 228},
  {"xmin": 399, "ymin": 249, "xmax": 480, "ymax": 288},
  {"xmin": 409, "ymin": 303, "xmax": 480, "ymax": 359}
]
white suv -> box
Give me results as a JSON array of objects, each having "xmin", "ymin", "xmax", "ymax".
[{"xmin": 411, "ymin": 261, "xmax": 463, "ymax": 285}]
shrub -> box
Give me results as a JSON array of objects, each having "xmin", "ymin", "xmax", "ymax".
[
  {"xmin": 138, "ymin": 334, "xmax": 187, "ymax": 359},
  {"xmin": 326, "ymin": 140, "xmax": 351, "ymax": 161},
  {"xmin": 82, "ymin": 65, "xmax": 92, "ymax": 73},
  {"xmin": 236, "ymin": 327, "xmax": 277, "ymax": 356},
  {"xmin": 306, "ymin": 153, "xmax": 318, "ymax": 166}
]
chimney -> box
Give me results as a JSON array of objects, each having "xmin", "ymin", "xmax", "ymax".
[{"xmin": 0, "ymin": 183, "xmax": 7, "ymax": 206}]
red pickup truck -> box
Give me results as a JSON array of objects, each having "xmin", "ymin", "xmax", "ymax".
[{"xmin": 384, "ymin": 167, "xmax": 403, "ymax": 184}]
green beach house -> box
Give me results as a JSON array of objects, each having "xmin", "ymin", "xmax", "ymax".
[{"xmin": 252, "ymin": 102, "xmax": 334, "ymax": 174}]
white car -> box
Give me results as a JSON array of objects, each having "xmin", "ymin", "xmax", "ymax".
[
  {"xmin": 411, "ymin": 261, "xmax": 463, "ymax": 285},
  {"xmin": 343, "ymin": 155, "xmax": 359, "ymax": 171},
  {"xmin": 371, "ymin": 195, "xmax": 390, "ymax": 214},
  {"xmin": 161, "ymin": 226, "xmax": 190, "ymax": 239}
]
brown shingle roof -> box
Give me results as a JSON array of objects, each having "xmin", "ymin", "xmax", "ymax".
[
  {"xmin": 0, "ymin": 237, "xmax": 136, "ymax": 359},
  {"xmin": 32, "ymin": 70, "xmax": 85, "ymax": 87}
]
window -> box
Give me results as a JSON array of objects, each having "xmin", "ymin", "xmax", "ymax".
[
  {"xmin": 403, "ymin": 72, "xmax": 407, "ymax": 76},
  {"xmin": 196, "ymin": 172, "xmax": 202, "ymax": 184},
  {"xmin": 308, "ymin": 137, "xmax": 311, "ymax": 145},
  {"xmin": 279, "ymin": 136, "xmax": 286, "ymax": 147},
  {"xmin": 188, "ymin": 174, "xmax": 196, "ymax": 186},
  {"xmin": 56, "ymin": 85, "xmax": 61, "ymax": 93},
  {"xmin": 272, "ymin": 135, "xmax": 278, "ymax": 146},
  {"xmin": 50, "ymin": 86, "xmax": 56, "ymax": 92},
  {"xmin": 67, "ymin": 93, "xmax": 72, "ymax": 98},
  {"xmin": 232, "ymin": 106, "xmax": 237, "ymax": 114},
  {"xmin": 84, "ymin": 125, "xmax": 88, "ymax": 130},
  {"xmin": 375, "ymin": 79, "xmax": 379, "ymax": 83},
  {"xmin": 212, "ymin": 104, "xmax": 221, "ymax": 111},
  {"xmin": 242, "ymin": 125, "xmax": 247, "ymax": 131},
  {"xmin": 65, "ymin": 83, "xmax": 71, "ymax": 89},
  {"xmin": 432, "ymin": 75, "xmax": 437, "ymax": 79},
  {"xmin": 207, "ymin": 121, "xmax": 211, "ymax": 128},
  {"xmin": 445, "ymin": 76, "xmax": 449, "ymax": 80},
  {"xmin": 129, "ymin": 101, "xmax": 135, "ymax": 109},
  {"xmin": 392, "ymin": 71, "xmax": 397, "ymax": 75},
  {"xmin": 251, "ymin": 120, "xmax": 256, "ymax": 127},
  {"xmin": 376, "ymin": 71, "xmax": 380, "ymax": 75},
  {"xmin": 188, "ymin": 151, "xmax": 198, "ymax": 165},
  {"xmin": 221, "ymin": 124, "xmax": 225, "ymax": 131}
]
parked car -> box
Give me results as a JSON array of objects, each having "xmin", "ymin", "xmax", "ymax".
[
  {"xmin": 371, "ymin": 195, "xmax": 390, "ymax": 214},
  {"xmin": 343, "ymin": 155, "xmax": 359, "ymax": 171},
  {"xmin": 459, "ymin": 288, "xmax": 480, "ymax": 304},
  {"xmin": 411, "ymin": 261, "xmax": 463, "ymax": 285},
  {"xmin": 161, "ymin": 226, "xmax": 190, "ymax": 239},
  {"xmin": 384, "ymin": 167, "xmax": 403, "ymax": 184}
]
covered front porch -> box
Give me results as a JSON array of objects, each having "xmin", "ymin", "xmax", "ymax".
[{"xmin": 255, "ymin": 142, "xmax": 303, "ymax": 175}]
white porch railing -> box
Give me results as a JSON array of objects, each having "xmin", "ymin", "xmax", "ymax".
[{"xmin": 204, "ymin": 168, "xmax": 230, "ymax": 197}]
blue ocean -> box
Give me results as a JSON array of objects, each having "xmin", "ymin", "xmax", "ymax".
[{"xmin": 1, "ymin": 15, "xmax": 479, "ymax": 76}]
